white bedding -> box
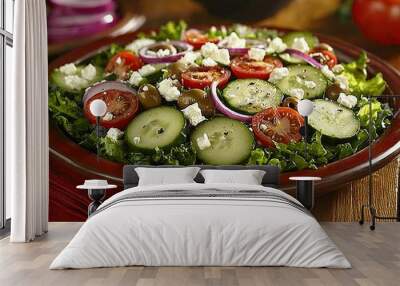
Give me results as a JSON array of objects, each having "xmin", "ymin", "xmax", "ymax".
[{"xmin": 50, "ymin": 183, "xmax": 351, "ymax": 269}]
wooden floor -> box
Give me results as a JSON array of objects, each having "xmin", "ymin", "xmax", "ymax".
[{"xmin": 0, "ymin": 223, "xmax": 399, "ymax": 286}]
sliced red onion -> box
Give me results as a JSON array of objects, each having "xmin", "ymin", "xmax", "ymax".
[
  {"xmin": 83, "ymin": 81, "xmax": 136, "ymax": 104},
  {"xmin": 219, "ymin": 40, "xmax": 268, "ymax": 56},
  {"xmin": 48, "ymin": 15, "xmax": 118, "ymax": 43},
  {"xmin": 48, "ymin": 11, "xmax": 117, "ymax": 27},
  {"xmin": 139, "ymin": 41, "xmax": 193, "ymax": 64},
  {"xmin": 284, "ymin": 48, "xmax": 324, "ymax": 69},
  {"xmin": 210, "ymin": 81, "xmax": 252, "ymax": 123},
  {"xmin": 48, "ymin": 0, "xmax": 115, "ymax": 14},
  {"xmin": 224, "ymin": 47, "xmax": 249, "ymax": 56}
]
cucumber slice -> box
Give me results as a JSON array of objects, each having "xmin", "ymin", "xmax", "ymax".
[
  {"xmin": 125, "ymin": 106, "xmax": 186, "ymax": 152},
  {"xmin": 222, "ymin": 79, "xmax": 283, "ymax": 115},
  {"xmin": 282, "ymin": 31, "xmax": 318, "ymax": 49},
  {"xmin": 308, "ymin": 99, "xmax": 360, "ymax": 139},
  {"xmin": 280, "ymin": 32, "xmax": 318, "ymax": 64},
  {"xmin": 279, "ymin": 53, "xmax": 304, "ymax": 64},
  {"xmin": 274, "ymin": 65, "xmax": 327, "ymax": 99},
  {"xmin": 191, "ymin": 117, "xmax": 254, "ymax": 165},
  {"xmin": 51, "ymin": 66, "xmax": 103, "ymax": 92}
]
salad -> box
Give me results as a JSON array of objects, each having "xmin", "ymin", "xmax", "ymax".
[{"xmin": 49, "ymin": 21, "xmax": 393, "ymax": 171}]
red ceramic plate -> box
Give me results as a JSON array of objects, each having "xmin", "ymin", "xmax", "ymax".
[{"xmin": 48, "ymin": 28, "xmax": 400, "ymax": 195}]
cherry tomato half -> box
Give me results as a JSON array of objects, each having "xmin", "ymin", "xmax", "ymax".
[
  {"xmin": 184, "ymin": 29, "xmax": 219, "ymax": 50},
  {"xmin": 309, "ymin": 48, "xmax": 338, "ymax": 69},
  {"xmin": 230, "ymin": 55, "xmax": 283, "ymax": 80},
  {"xmin": 252, "ymin": 107, "xmax": 304, "ymax": 148},
  {"xmin": 84, "ymin": 89, "xmax": 139, "ymax": 129},
  {"xmin": 105, "ymin": 51, "xmax": 143, "ymax": 80},
  {"xmin": 181, "ymin": 66, "xmax": 231, "ymax": 89}
]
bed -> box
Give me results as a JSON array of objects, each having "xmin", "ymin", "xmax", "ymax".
[{"xmin": 50, "ymin": 165, "xmax": 350, "ymax": 269}]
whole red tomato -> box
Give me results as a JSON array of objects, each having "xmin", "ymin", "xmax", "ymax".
[{"xmin": 353, "ymin": 0, "xmax": 400, "ymax": 45}]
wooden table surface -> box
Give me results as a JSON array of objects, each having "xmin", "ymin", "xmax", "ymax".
[{"xmin": 130, "ymin": 0, "xmax": 400, "ymax": 221}]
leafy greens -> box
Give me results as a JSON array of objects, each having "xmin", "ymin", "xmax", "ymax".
[{"xmin": 339, "ymin": 51, "xmax": 387, "ymax": 97}]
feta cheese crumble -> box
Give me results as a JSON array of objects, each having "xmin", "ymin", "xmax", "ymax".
[
  {"xmin": 335, "ymin": 75, "xmax": 349, "ymax": 91},
  {"xmin": 182, "ymin": 103, "xmax": 207, "ymax": 126},
  {"xmin": 296, "ymin": 76, "xmax": 317, "ymax": 89},
  {"xmin": 125, "ymin": 38, "xmax": 156, "ymax": 53},
  {"xmin": 337, "ymin": 93, "xmax": 357, "ymax": 109},
  {"xmin": 133, "ymin": 136, "xmax": 141, "ymax": 144},
  {"xmin": 103, "ymin": 112, "xmax": 113, "ymax": 121},
  {"xmin": 291, "ymin": 37, "xmax": 310, "ymax": 53},
  {"xmin": 214, "ymin": 49, "xmax": 230, "ymax": 65},
  {"xmin": 260, "ymin": 124, "xmax": 268, "ymax": 132},
  {"xmin": 178, "ymin": 51, "xmax": 201, "ymax": 66},
  {"xmin": 115, "ymin": 57, "xmax": 122, "ymax": 65},
  {"xmin": 268, "ymin": 67, "xmax": 289, "ymax": 83},
  {"xmin": 202, "ymin": 57, "xmax": 218, "ymax": 67},
  {"xmin": 266, "ymin": 37, "xmax": 287, "ymax": 54},
  {"xmin": 59, "ymin": 63, "xmax": 77, "ymax": 75},
  {"xmin": 332, "ymin": 64, "xmax": 344, "ymax": 74},
  {"xmin": 288, "ymin": 88, "xmax": 305, "ymax": 100},
  {"xmin": 248, "ymin": 47, "xmax": 266, "ymax": 61},
  {"xmin": 321, "ymin": 65, "xmax": 335, "ymax": 80},
  {"xmin": 81, "ymin": 64, "xmax": 97, "ymax": 81},
  {"xmin": 200, "ymin": 43, "xmax": 230, "ymax": 65},
  {"xmin": 64, "ymin": 75, "xmax": 88, "ymax": 90},
  {"xmin": 106, "ymin": 128, "xmax": 124, "ymax": 141},
  {"xmin": 156, "ymin": 49, "xmax": 172, "ymax": 57},
  {"xmin": 220, "ymin": 32, "xmax": 246, "ymax": 48},
  {"xmin": 201, "ymin": 42, "xmax": 219, "ymax": 58},
  {"xmin": 158, "ymin": 78, "xmax": 181, "ymax": 101},
  {"xmin": 128, "ymin": 71, "xmax": 144, "ymax": 86},
  {"xmin": 304, "ymin": 80, "xmax": 317, "ymax": 89},
  {"xmin": 196, "ymin": 133, "xmax": 211, "ymax": 150},
  {"xmin": 138, "ymin": 64, "xmax": 156, "ymax": 76}
]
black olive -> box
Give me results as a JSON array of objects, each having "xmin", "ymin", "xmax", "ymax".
[
  {"xmin": 177, "ymin": 89, "xmax": 215, "ymax": 117},
  {"xmin": 137, "ymin": 84, "xmax": 162, "ymax": 109},
  {"xmin": 326, "ymin": 84, "xmax": 345, "ymax": 101},
  {"xmin": 281, "ymin": 97, "xmax": 299, "ymax": 109}
]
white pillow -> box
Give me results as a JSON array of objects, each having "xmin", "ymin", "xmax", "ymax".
[
  {"xmin": 200, "ymin": 169, "xmax": 266, "ymax": 185},
  {"xmin": 135, "ymin": 167, "xmax": 200, "ymax": 186}
]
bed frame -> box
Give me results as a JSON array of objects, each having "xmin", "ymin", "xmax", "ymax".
[{"xmin": 123, "ymin": 165, "xmax": 281, "ymax": 189}]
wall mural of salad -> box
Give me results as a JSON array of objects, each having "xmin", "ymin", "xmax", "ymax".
[{"xmin": 48, "ymin": 21, "xmax": 393, "ymax": 172}]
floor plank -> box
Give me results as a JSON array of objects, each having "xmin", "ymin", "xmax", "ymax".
[{"xmin": 0, "ymin": 222, "xmax": 399, "ymax": 286}]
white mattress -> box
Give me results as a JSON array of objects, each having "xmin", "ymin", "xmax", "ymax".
[{"xmin": 50, "ymin": 183, "xmax": 351, "ymax": 269}]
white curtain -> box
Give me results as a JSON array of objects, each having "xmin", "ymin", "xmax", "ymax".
[{"xmin": 7, "ymin": 0, "xmax": 49, "ymax": 242}]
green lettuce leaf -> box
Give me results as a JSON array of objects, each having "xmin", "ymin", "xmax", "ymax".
[
  {"xmin": 152, "ymin": 144, "xmax": 196, "ymax": 166},
  {"xmin": 49, "ymin": 86, "xmax": 94, "ymax": 142},
  {"xmin": 357, "ymin": 98, "xmax": 392, "ymax": 138},
  {"xmin": 340, "ymin": 51, "xmax": 387, "ymax": 96},
  {"xmin": 86, "ymin": 43, "xmax": 124, "ymax": 67},
  {"xmin": 99, "ymin": 137, "xmax": 126, "ymax": 163},
  {"xmin": 126, "ymin": 152, "xmax": 152, "ymax": 165},
  {"xmin": 336, "ymin": 143, "xmax": 353, "ymax": 159},
  {"xmin": 140, "ymin": 21, "xmax": 187, "ymax": 41},
  {"xmin": 228, "ymin": 24, "xmax": 278, "ymax": 40},
  {"xmin": 248, "ymin": 132, "xmax": 329, "ymax": 171},
  {"xmin": 247, "ymin": 148, "xmax": 269, "ymax": 165},
  {"xmin": 48, "ymin": 86, "xmax": 82, "ymax": 119}
]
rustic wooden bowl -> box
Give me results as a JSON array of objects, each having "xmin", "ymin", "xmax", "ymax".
[{"xmin": 49, "ymin": 28, "xmax": 400, "ymax": 195}]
